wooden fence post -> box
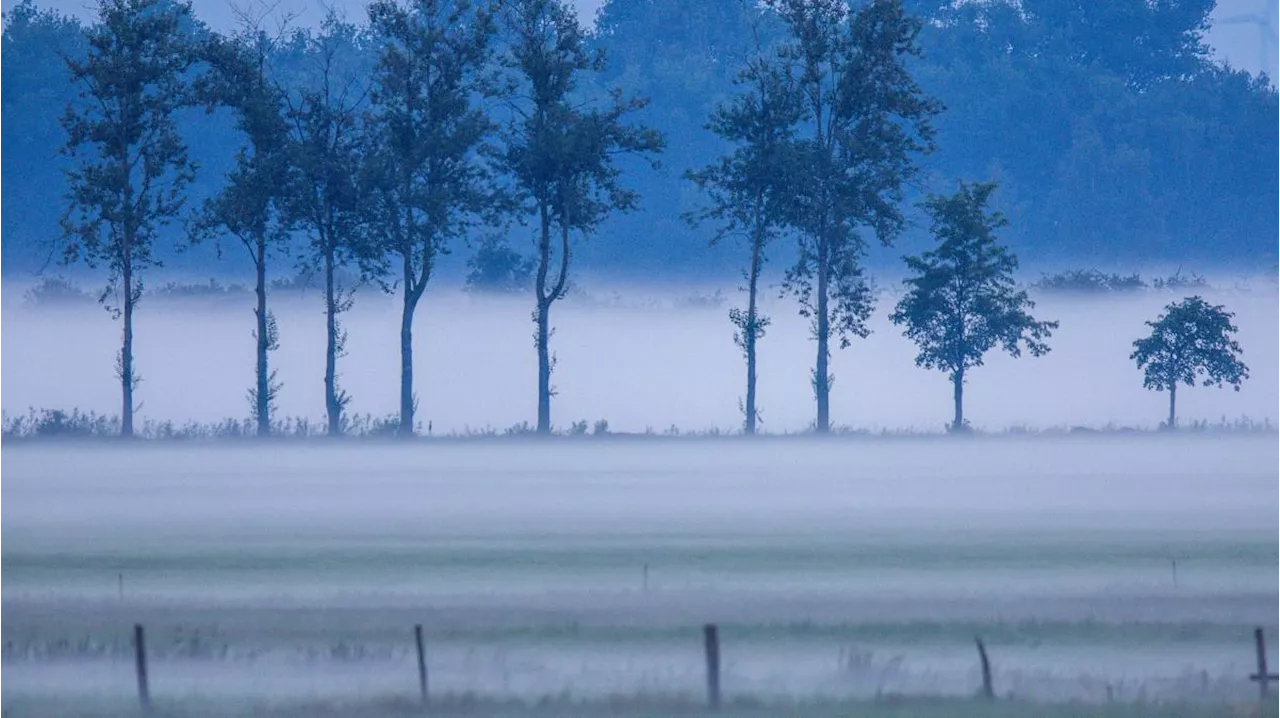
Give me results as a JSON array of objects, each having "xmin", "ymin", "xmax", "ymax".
[
  {"xmin": 134, "ymin": 623, "xmax": 150, "ymax": 713},
  {"xmin": 703, "ymin": 623, "xmax": 720, "ymax": 710},
  {"xmin": 1251, "ymin": 626, "xmax": 1279, "ymax": 700},
  {"xmin": 414, "ymin": 624, "xmax": 428, "ymax": 706},
  {"xmin": 975, "ymin": 636, "xmax": 994, "ymax": 700}
]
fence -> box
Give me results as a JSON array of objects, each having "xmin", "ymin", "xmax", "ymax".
[{"xmin": 119, "ymin": 622, "xmax": 1278, "ymax": 713}]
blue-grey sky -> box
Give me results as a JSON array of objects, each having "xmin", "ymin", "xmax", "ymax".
[{"xmin": 4, "ymin": 0, "xmax": 1277, "ymax": 79}]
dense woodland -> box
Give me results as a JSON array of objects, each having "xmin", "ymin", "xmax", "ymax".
[
  {"xmin": 4, "ymin": 0, "xmax": 1278, "ymax": 276},
  {"xmin": 0, "ymin": 0, "xmax": 1266, "ymax": 438}
]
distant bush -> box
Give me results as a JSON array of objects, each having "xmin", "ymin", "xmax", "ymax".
[
  {"xmin": 1149, "ymin": 269, "xmax": 1209, "ymax": 292},
  {"xmin": 150, "ymin": 278, "xmax": 251, "ymax": 302},
  {"xmin": 1030, "ymin": 269, "xmax": 1215, "ymax": 295},
  {"xmin": 465, "ymin": 236, "xmax": 534, "ymax": 295},
  {"xmin": 21, "ymin": 277, "xmax": 96, "ymax": 308},
  {"xmin": 675, "ymin": 290, "xmax": 726, "ymax": 310},
  {"xmin": 1030, "ymin": 269, "xmax": 1148, "ymax": 294}
]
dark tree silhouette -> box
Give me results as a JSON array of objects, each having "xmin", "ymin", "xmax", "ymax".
[
  {"xmin": 769, "ymin": 0, "xmax": 941, "ymax": 433},
  {"xmin": 196, "ymin": 5, "xmax": 293, "ymax": 437},
  {"xmin": 498, "ymin": 0, "xmax": 663, "ymax": 435},
  {"xmin": 465, "ymin": 235, "xmax": 534, "ymax": 294},
  {"xmin": 365, "ymin": 0, "xmax": 499, "ymax": 437},
  {"xmin": 1131, "ymin": 296, "xmax": 1249, "ymax": 428},
  {"xmin": 59, "ymin": 0, "xmax": 197, "ymax": 437},
  {"xmin": 890, "ymin": 181, "xmax": 1057, "ymax": 431},
  {"xmin": 279, "ymin": 14, "xmax": 371, "ymax": 436},
  {"xmin": 687, "ymin": 46, "xmax": 802, "ymax": 435}
]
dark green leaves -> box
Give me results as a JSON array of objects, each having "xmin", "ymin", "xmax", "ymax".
[
  {"xmin": 1131, "ymin": 296, "xmax": 1249, "ymax": 393},
  {"xmin": 890, "ymin": 181, "xmax": 1058, "ymax": 375},
  {"xmin": 60, "ymin": 0, "xmax": 198, "ymax": 282}
]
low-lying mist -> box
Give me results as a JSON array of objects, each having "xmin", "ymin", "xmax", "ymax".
[{"xmin": 2, "ymin": 278, "xmax": 1276, "ymax": 434}]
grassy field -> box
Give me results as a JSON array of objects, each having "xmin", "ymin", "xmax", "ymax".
[
  {"xmin": 3, "ymin": 439, "xmax": 1276, "ymax": 713},
  {"xmin": 4, "ymin": 694, "xmax": 1278, "ymax": 718}
]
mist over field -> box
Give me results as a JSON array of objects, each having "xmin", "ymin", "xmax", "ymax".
[
  {"xmin": 4, "ymin": 0, "xmax": 1278, "ymax": 712},
  {"xmin": 2, "ymin": 278, "xmax": 1276, "ymax": 433},
  {"xmin": 3, "ymin": 437, "xmax": 1277, "ymax": 712}
]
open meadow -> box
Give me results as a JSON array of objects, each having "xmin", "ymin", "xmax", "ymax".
[{"xmin": 2, "ymin": 437, "xmax": 1277, "ymax": 716}]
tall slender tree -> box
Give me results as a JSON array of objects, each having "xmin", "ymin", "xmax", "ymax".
[
  {"xmin": 498, "ymin": 0, "xmax": 663, "ymax": 435},
  {"xmin": 279, "ymin": 14, "xmax": 371, "ymax": 436},
  {"xmin": 60, "ymin": 0, "xmax": 197, "ymax": 437},
  {"xmin": 365, "ymin": 0, "xmax": 499, "ymax": 437},
  {"xmin": 687, "ymin": 49, "xmax": 802, "ymax": 435},
  {"xmin": 890, "ymin": 181, "xmax": 1057, "ymax": 431},
  {"xmin": 196, "ymin": 6, "xmax": 292, "ymax": 437},
  {"xmin": 769, "ymin": 0, "xmax": 940, "ymax": 433}
]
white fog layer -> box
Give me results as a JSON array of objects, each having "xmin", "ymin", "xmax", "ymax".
[
  {"xmin": 2, "ymin": 439, "xmax": 1276, "ymax": 708},
  {"xmin": 2, "ymin": 282, "xmax": 1276, "ymax": 433}
]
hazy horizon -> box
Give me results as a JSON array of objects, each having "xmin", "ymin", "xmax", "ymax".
[{"xmin": 3, "ymin": 277, "xmax": 1275, "ymax": 435}]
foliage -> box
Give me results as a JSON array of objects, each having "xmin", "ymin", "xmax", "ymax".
[
  {"xmin": 278, "ymin": 13, "xmax": 373, "ymax": 435},
  {"xmin": 3, "ymin": 1, "xmax": 88, "ymax": 267},
  {"xmin": 767, "ymin": 0, "xmax": 941, "ymax": 433},
  {"xmin": 59, "ymin": 0, "xmax": 200, "ymax": 437},
  {"xmin": 151, "ymin": 278, "xmax": 251, "ymax": 301},
  {"xmin": 890, "ymin": 181, "xmax": 1057, "ymax": 428},
  {"xmin": 497, "ymin": 0, "xmax": 663, "ymax": 435},
  {"xmin": 1149, "ymin": 270, "xmax": 1208, "ymax": 292},
  {"xmin": 1031, "ymin": 269, "xmax": 1148, "ymax": 294},
  {"xmin": 686, "ymin": 33, "xmax": 802, "ymax": 434},
  {"xmin": 21, "ymin": 277, "xmax": 96, "ymax": 307},
  {"xmin": 465, "ymin": 235, "xmax": 534, "ymax": 294},
  {"xmin": 1131, "ymin": 296, "xmax": 1249, "ymax": 427},
  {"xmin": 3, "ymin": 0, "xmax": 1277, "ymax": 276},
  {"xmin": 363, "ymin": 0, "xmax": 501, "ymax": 436}
]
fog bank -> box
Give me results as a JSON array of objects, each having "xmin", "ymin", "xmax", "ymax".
[{"xmin": 2, "ymin": 282, "xmax": 1275, "ymax": 433}]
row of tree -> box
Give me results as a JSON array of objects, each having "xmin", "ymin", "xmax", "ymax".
[
  {"xmin": 58, "ymin": 0, "xmax": 664, "ymax": 438},
  {"xmin": 53, "ymin": 0, "xmax": 1251, "ymax": 439},
  {"xmin": 9, "ymin": 0, "xmax": 1277, "ymax": 277}
]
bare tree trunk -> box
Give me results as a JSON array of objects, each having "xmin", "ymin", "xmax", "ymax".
[
  {"xmin": 254, "ymin": 237, "xmax": 270, "ymax": 437},
  {"xmin": 399, "ymin": 284, "xmax": 417, "ymax": 438},
  {"xmin": 952, "ymin": 366, "xmax": 964, "ymax": 432},
  {"xmin": 813, "ymin": 239, "xmax": 830, "ymax": 435},
  {"xmin": 324, "ymin": 243, "xmax": 342, "ymax": 436},
  {"xmin": 120, "ymin": 256, "xmax": 135, "ymax": 439},
  {"xmin": 1167, "ymin": 383, "xmax": 1177, "ymax": 429},
  {"xmin": 536, "ymin": 299, "xmax": 552, "ymax": 435},
  {"xmin": 744, "ymin": 224, "xmax": 764, "ymax": 436},
  {"xmin": 534, "ymin": 202, "xmax": 555, "ymax": 437}
]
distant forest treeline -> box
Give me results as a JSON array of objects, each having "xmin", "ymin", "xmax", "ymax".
[{"xmin": 3, "ymin": 0, "xmax": 1277, "ymax": 278}]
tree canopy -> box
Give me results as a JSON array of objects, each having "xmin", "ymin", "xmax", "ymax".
[
  {"xmin": 890, "ymin": 181, "xmax": 1058, "ymax": 430},
  {"xmin": 1131, "ymin": 295, "xmax": 1249, "ymax": 428},
  {"xmin": 3, "ymin": 0, "xmax": 1275, "ymax": 277}
]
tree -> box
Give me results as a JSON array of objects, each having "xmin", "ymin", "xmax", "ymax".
[
  {"xmin": 498, "ymin": 0, "xmax": 663, "ymax": 435},
  {"xmin": 196, "ymin": 6, "xmax": 293, "ymax": 437},
  {"xmin": 687, "ymin": 46, "xmax": 802, "ymax": 435},
  {"xmin": 1131, "ymin": 296, "xmax": 1248, "ymax": 429},
  {"xmin": 364, "ymin": 0, "xmax": 498, "ymax": 437},
  {"xmin": 279, "ymin": 14, "xmax": 371, "ymax": 436},
  {"xmin": 769, "ymin": 0, "xmax": 941, "ymax": 433},
  {"xmin": 3, "ymin": 1, "xmax": 89, "ymax": 270},
  {"xmin": 59, "ymin": 0, "xmax": 197, "ymax": 437},
  {"xmin": 465, "ymin": 235, "xmax": 534, "ymax": 294},
  {"xmin": 889, "ymin": 181, "xmax": 1057, "ymax": 431}
]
